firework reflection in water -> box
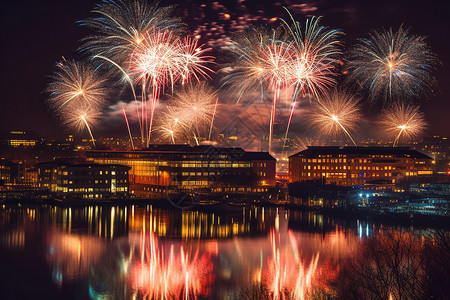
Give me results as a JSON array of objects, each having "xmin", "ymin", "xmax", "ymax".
[
  {"xmin": 131, "ymin": 230, "xmax": 214, "ymax": 299},
  {"xmin": 266, "ymin": 230, "xmax": 320, "ymax": 300}
]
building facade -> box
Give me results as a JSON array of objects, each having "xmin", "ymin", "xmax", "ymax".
[
  {"xmin": 37, "ymin": 162, "xmax": 130, "ymax": 199},
  {"xmin": 289, "ymin": 146, "xmax": 434, "ymax": 187},
  {"xmin": 86, "ymin": 145, "xmax": 276, "ymax": 197}
]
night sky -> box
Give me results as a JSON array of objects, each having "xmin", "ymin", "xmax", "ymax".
[{"xmin": 1, "ymin": 0, "xmax": 449, "ymax": 139}]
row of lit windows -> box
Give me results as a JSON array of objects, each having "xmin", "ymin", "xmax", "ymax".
[
  {"xmin": 9, "ymin": 140, "xmax": 36, "ymax": 147},
  {"xmin": 181, "ymin": 181, "xmax": 209, "ymax": 186},
  {"xmin": 301, "ymin": 156, "xmax": 406, "ymax": 163},
  {"xmin": 182, "ymin": 172, "xmax": 217, "ymax": 176},
  {"xmin": 302, "ymin": 172, "xmax": 347, "ymax": 178},
  {"xmin": 91, "ymin": 158, "xmax": 252, "ymax": 170},
  {"xmin": 303, "ymin": 164, "xmax": 397, "ymax": 171},
  {"xmin": 59, "ymin": 187, "xmax": 128, "ymax": 193},
  {"xmin": 302, "ymin": 172, "xmax": 394, "ymax": 178},
  {"xmin": 61, "ymin": 170, "xmax": 125, "ymax": 176}
]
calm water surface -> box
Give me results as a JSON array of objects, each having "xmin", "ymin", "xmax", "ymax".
[{"xmin": 0, "ymin": 204, "xmax": 423, "ymax": 299}]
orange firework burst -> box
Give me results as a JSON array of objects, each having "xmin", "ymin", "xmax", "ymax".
[
  {"xmin": 379, "ymin": 103, "xmax": 427, "ymax": 146},
  {"xmin": 308, "ymin": 90, "xmax": 361, "ymax": 146},
  {"xmin": 61, "ymin": 105, "xmax": 101, "ymax": 147},
  {"xmin": 46, "ymin": 59, "xmax": 107, "ymax": 113},
  {"xmin": 159, "ymin": 83, "xmax": 218, "ymax": 144}
]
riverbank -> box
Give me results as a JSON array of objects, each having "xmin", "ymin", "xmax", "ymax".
[{"xmin": 2, "ymin": 196, "xmax": 449, "ymax": 229}]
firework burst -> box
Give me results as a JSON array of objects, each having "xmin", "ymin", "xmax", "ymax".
[
  {"xmin": 79, "ymin": 0, "xmax": 185, "ymax": 63},
  {"xmin": 46, "ymin": 59, "xmax": 108, "ymax": 113},
  {"xmin": 347, "ymin": 26, "xmax": 437, "ymax": 103},
  {"xmin": 222, "ymin": 14, "xmax": 343, "ymax": 152},
  {"xmin": 221, "ymin": 27, "xmax": 288, "ymax": 100},
  {"xmin": 379, "ymin": 103, "xmax": 427, "ymax": 146},
  {"xmin": 307, "ymin": 90, "xmax": 361, "ymax": 146},
  {"xmin": 129, "ymin": 30, "xmax": 213, "ymax": 146},
  {"xmin": 160, "ymin": 83, "xmax": 218, "ymax": 144},
  {"xmin": 282, "ymin": 14, "xmax": 343, "ymax": 99},
  {"xmin": 61, "ymin": 105, "xmax": 102, "ymax": 147}
]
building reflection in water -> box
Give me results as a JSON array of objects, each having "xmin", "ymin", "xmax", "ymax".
[{"xmin": 0, "ymin": 205, "xmax": 419, "ymax": 299}]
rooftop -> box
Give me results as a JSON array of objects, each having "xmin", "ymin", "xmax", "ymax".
[{"xmin": 289, "ymin": 146, "xmax": 433, "ymax": 160}]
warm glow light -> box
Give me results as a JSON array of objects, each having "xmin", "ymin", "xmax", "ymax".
[{"xmin": 131, "ymin": 230, "xmax": 214, "ymax": 298}]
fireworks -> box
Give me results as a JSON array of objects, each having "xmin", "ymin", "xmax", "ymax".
[
  {"xmin": 158, "ymin": 83, "xmax": 218, "ymax": 144},
  {"xmin": 221, "ymin": 27, "xmax": 287, "ymax": 100},
  {"xmin": 129, "ymin": 32, "xmax": 213, "ymax": 145},
  {"xmin": 307, "ymin": 90, "xmax": 361, "ymax": 146},
  {"xmin": 46, "ymin": 59, "xmax": 107, "ymax": 113},
  {"xmin": 282, "ymin": 14, "xmax": 343, "ymax": 99},
  {"xmin": 46, "ymin": 59, "xmax": 106, "ymax": 147},
  {"xmin": 44, "ymin": 1, "xmax": 438, "ymax": 154},
  {"xmin": 347, "ymin": 26, "xmax": 437, "ymax": 103},
  {"xmin": 379, "ymin": 103, "xmax": 427, "ymax": 146},
  {"xmin": 79, "ymin": 0, "xmax": 185, "ymax": 63},
  {"xmin": 61, "ymin": 106, "xmax": 101, "ymax": 147},
  {"xmin": 222, "ymin": 13, "xmax": 343, "ymax": 152}
]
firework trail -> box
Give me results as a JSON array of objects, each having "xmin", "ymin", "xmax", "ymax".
[
  {"xmin": 61, "ymin": 105, "xmax": 101, "ymax": 148},
  {"xmin": 379, "ymin": 103, "xmax": 427, "ymax": 146},
  {"xmin": 347, "ymin": 26, "xmax": 437, "ymax": 103},
  {"xmin": 46, "ymin": 58, "xmax": 107, "ymax": 113},
  {"xmin": 122, "ymin": 107, "xmax": 134, "ymax": 149},
  {"xmin": 209, "ymin": 96, "xmax": 219, "ymax": 141},
  {"xmin": 307, "ymin": 90, "xmax": 361, "ymax": 146}
]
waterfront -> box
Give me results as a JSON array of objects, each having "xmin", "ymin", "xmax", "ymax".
[{"xmin": 1, "ymin": 204, "xmax": 447, "ymax": 299}]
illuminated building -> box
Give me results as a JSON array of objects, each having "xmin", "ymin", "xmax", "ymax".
[
  {"xmin": 86, "ymin": 144, "xmax": 276, "ymax": 197},
  {"xmin": 37, "ymin": 162, "xmax": 130, "ymax": 199},
  {"xmin": 289, "ymin": 146, "xmax": 434, "ymax": 187},
  {"xmin": 0, "ymin": 131, "xmax": 37, "ymax": 147},
  {"xmin": 0, "ymin": 158, "xmax": 13, "ymax": 185},
  {"xmin": 415, "ymin": 135, "xmax": 450, "ymax": 172}
]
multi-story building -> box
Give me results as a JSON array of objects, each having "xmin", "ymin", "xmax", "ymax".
[
  {"xmin": 0, "ymin": 131, "xmax": 38, "ymax": 148},
  {"xmin": 37, "ymin": 162, "xmax": 130, "ymax": 199},
  {"xmin": 86, "ymin": 144, "xmax": 276, "ymax": 197},
  {"xmin": 289, "ymin": 146, "xmax": 434, "ymax": 187},
  {"xmin": 414, "ymin": 135, "xmax": 450, "ymax": 172},
  {"xmin": 0, "ymin": 158, "xmax": 13, "ymax": 185}
]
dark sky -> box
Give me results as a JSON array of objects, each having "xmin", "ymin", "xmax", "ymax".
[{"xmin": 1, "ymin": 0, "xmax": 449, "ymax": 139}]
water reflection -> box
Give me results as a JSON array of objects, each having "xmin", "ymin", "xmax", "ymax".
[
  {"xmin": 130, "ymin": 230, "xmax": 215, "ymax": 299},
  {"xmin": 0, "ymin": 204, "xmax": 434, "ymax": 299}
]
